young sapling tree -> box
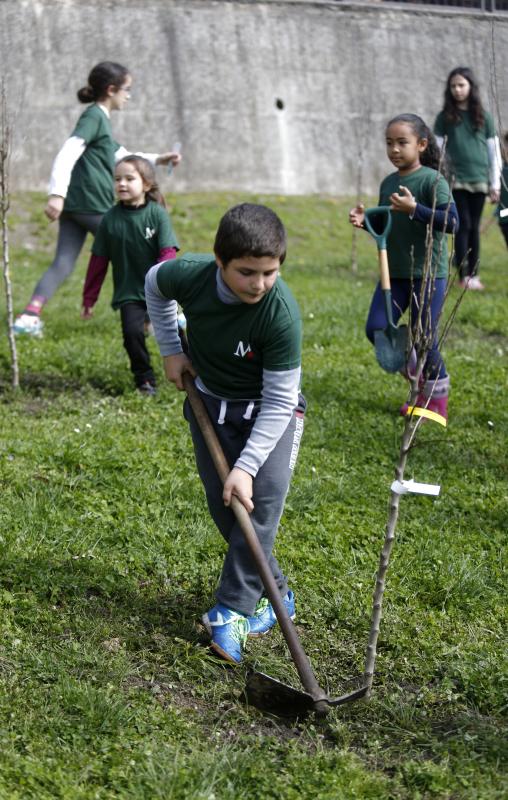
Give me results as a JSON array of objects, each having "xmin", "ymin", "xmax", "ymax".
[{"xmin": 0, "ymin": 78, "xmax": 19, "ymax": 388}]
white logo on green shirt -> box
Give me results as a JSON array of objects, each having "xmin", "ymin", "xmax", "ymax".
[
  {"xmin": 145, "ymin": 227, "xmax": 156, "ymax": 240},
  {"xmin": 234, "ymin": 341, "xmax": 252, "ymax": 358}
]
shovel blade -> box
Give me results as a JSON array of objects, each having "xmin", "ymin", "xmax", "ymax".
[
  {"xmin": 243, "ymin": 672, "xmax": 369, "ymax": 718},
  {"xmin": 374, "ymin": 325, "xmax": 408, "ymax": 373},
  {"xmin": 243, "ymin": 671, "xmax": 316, "ymax": 717}
]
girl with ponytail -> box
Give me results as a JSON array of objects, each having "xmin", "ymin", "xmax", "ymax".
[{"xmin": 14, "ymin": 62, "xmax": 181, "ymax": 337}]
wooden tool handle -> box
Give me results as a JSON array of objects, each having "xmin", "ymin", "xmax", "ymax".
[{"xmin": 378, "ymin": 248, "xmax": 391, "ymax": 291}]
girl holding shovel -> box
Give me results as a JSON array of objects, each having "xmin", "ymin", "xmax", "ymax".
[{"xmin": 349, "ymin": 113, "xmax": 458, "ymax": 420}]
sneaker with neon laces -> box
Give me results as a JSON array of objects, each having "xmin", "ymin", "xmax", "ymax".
[
  {"xmin": 201, "ymin": 603, "xmax": 250, "ymax": 664},
  {"xmin": 13, "ymin": 313, "xmax": 44, "ymax": 337},
  {"xmin": 247, "ymin": 590, "xmax": 295, "ymax": 637}
]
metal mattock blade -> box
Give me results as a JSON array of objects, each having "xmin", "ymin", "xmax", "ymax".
[{"xmin": 243, "ymin": 671, "xmax": 316, "ymax": 717}]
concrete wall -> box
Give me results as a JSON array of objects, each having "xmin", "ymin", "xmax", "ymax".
[{"xmin": 1, "ymin": 0, "xmax": 507, "ymax": 196}]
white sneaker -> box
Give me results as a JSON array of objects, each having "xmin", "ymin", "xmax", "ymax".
[
  {"xmin": 13, "ymin": 313, "xmax": 44, "ymax": 337},
  {"xmin": 466, "ymin": 276, "xmax": 485, "ymax": 291}
]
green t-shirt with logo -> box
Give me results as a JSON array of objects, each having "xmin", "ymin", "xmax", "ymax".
[
  {"xmin": 64, "ymin": 104, "xmax": 119, "ymax": 214},
  {"xmin": 156, "ymin": 254, "xmax": 302, "ymax": 399},
  {"xmin": 378, "ymin": 166, "xmax": 452, "ymax": 280},
  {"xmin": 434, "ymin": 109, "xmax": 495, "ymax": 187},
  {"xmin": 92, "ymin": 202, "xmax": 178, "ymax": 308}
]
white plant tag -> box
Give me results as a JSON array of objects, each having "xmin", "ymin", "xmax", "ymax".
[{"xmin": 391, "ymin": 479, "xmax": 441, "ymax": 496}]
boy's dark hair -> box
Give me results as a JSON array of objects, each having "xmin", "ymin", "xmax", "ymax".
[
  {"xmin": 387, "ymin": 113, "xmax": 444, "ymax": 173},
  {"xmin": 214, "ymin": 203, "xmax": 287, "ymax": 266},
  {"xmin": 443, "ymin": 67, "xmax": 485, "ymax": 130},
  {"xmin": 116, "ymin": 155, "xmax": 166, "ymax": 207},
  {"xmin": 77, "ymin": 61, "xmax": 129, "ymax": 104}
]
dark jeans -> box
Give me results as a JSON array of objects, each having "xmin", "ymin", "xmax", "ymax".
[
  {"xmin": 120, "ymin": 301, "xmax": 155, "ymax": 387},
  {"xmin": 453, "ymin": 190, "xmax": 486, "ymax": 278},
  {"xmin": 366, "ymin": 277, "xmax": 447, "ymax": 379}
]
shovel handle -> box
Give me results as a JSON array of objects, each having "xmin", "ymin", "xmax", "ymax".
[
  {"xmin": 378, "ymin": 248, "xmax": 391, "ymax": 292},
  {"xmin": 182, "ymin": 372, "xmax": 328, "ymax": 706}
]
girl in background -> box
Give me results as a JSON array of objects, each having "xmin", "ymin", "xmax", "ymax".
[
  {"xmin": 81, "ymin": 156, "xmax": 178, "ymax": 395},
  {"xmin": 434, "ymin": 67, "xmax": 501, "ymax": 290},
  {"xmin": 350, "ymin": 113, "xmax": 458, "ymax": 420},
  {"xmin": 14, "ymin": 61, "xmax": 181, "ymax": 337}
]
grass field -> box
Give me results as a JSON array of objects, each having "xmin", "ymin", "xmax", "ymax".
[{"xmin": 0, "ymin": 192, "xmax": 507, "ymax": 799}]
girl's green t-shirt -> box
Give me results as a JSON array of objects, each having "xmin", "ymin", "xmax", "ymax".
[
  {"xmin": 434, "ymin": 109, "xmax": 495, "ymax": 187},
  {"xmin": 92, "ymin": 202, "xmax": 178, "ymax": 308},
  {"xmin": 64, "ymin": 104, "xmax": 118, "ymax": 214},
  {"xmin": 378, "ymin": 166, "xmax": 452, "ymax": 280}
]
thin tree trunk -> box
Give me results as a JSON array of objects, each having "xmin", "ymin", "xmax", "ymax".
[
  {"xmin": 363, "ymin": 402, "xmax": 415, "ymax": 696},
  {"xmin": 1, "ymin": 80, "xmax": 19, "ymax": 388}
]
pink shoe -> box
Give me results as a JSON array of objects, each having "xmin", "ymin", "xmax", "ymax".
[
  {"xmin": 400, "ymin": 394, "xmax": 448, "ymax": 421},
  {"xmin": 400, "ymin": 392, "xmax": 426, "ymax": 418}
]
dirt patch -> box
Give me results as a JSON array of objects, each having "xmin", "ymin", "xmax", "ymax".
[{"xmin": 123, "ymin": 674, "xmax": 327, "ymax": 747}]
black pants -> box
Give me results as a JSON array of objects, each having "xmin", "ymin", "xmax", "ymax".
[
  {"xmin": 453, "ymin": 190, "xmax": 486, "ymax": 278},
  {"xmin": 500, "ymin": 222, "xmax": 508, "ymax": 249},
  {"xmin": 120, "ymin": 302, "xmax": 155, "ymax": 388}
]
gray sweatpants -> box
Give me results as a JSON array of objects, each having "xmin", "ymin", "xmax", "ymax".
[
  {"xmin": 184, "ymin": 390, "xmax": 305, "ymax": 617},
  {"xmin": 32, "ymin": 212, "xmax": 103, "ymax": 301}
]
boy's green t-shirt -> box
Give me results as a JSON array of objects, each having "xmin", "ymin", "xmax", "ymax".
[
  {"xmin": 378, "ymin": 166, "xmax": 452, "ymax": 279},
  {"xmin": 92, "ymin": 202, "xmax": 178, "ymax": 308},
  {"xmin": 434, "ymin": 109, "xmax": 495, "ymax": 187},
  {"xmin": 156, "ymin": 254, "xmax": 302, "ymax": 399},
  {"xmin": 64, "ymin": 104, "xmax": 118, "ymax": 214}
]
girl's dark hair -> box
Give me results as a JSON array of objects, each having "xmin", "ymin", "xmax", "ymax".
[
  {"xmin": 386, "ymin": 113, "xmax": 443, "ymax": 172},
  {"xmin": 443, "ymin": 67, "xmax": 485, "ymax": 130},
  {"xmin": 77, "ymin": 61, "xmax": 129, "ymax": 104},
  {"xmin": 115, "ymin": 155, "xmax": 166, "ymax": 207},
  {"xmin": 214, "ymin": 203, "xmax": 287, "ymax": 266}
]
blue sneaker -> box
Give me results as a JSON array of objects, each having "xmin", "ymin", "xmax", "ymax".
[
  {"xmin": 201, "ymin": 604, "xmax": 250, "ymax": 664},
  {"xmin": 247, "ymin": 590, "xmax": 295, "ymax": 637}
]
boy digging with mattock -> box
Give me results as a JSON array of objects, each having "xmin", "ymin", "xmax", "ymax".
[{"xmin": 145, "ymin": 203, "xmax": 304, "ymax": 664}]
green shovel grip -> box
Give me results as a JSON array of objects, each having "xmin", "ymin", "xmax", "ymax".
[{"xmin": 363, "ymin": 206, "xmax": 392, "ymax": 251}]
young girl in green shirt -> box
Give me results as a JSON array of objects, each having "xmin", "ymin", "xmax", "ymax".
[
  {"xmin": 350, "ymin": 114, "xmax": 458, "ymax": 421},
  {"xmin": 434, "ymin": 67, "xmax": 501, "ymax": 290},
  {"xmin": 14, "ymin": 61, "xmax": 181, "ymax": 337},
  {"xmin": 81, "ymin": 156, "xmax": 179, "ymax": 394}
]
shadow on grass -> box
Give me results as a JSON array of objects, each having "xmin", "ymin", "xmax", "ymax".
[
  {"xmin": 1, "ymin": 553, "xmax": 328, "ymax": 743},
  {"xmin": 0, "ymin": 369, "xmax": 127, "ymax": 399}
]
